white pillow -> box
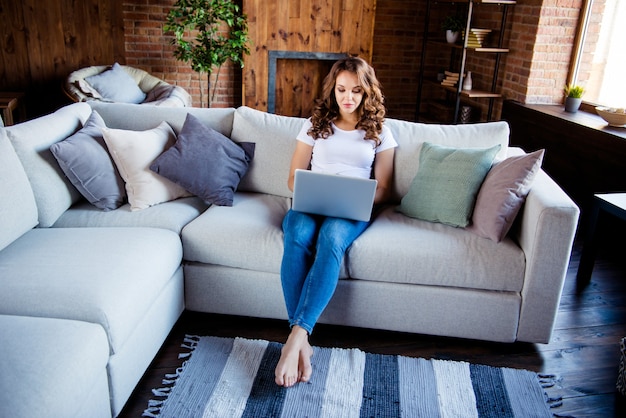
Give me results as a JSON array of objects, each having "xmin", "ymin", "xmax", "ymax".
[{"xmin": 102, "ymin": 122, "xmax": 191, "ymax": 211}]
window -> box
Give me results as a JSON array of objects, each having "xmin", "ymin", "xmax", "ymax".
[{"xmin": 570, "ymin": 0, "xmax": 625, "ymax": 108}]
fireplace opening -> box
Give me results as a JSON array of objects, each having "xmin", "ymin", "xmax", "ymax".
[{"xmin": 268, "ymin": 51, "xmax": 348, "ymax": 117}]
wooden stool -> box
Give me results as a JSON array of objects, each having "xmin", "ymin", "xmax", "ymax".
[
  {"xmin": 577, "ymin": 193, "xmax": 626, "ymax": 286},
  {"xmin": 0, "ymin": 92, "xmax": 26, "ymax": 126}
]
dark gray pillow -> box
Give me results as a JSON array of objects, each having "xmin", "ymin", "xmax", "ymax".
[
  {"xmin": 150, "ymin": 113, "xmax": 255, "ymax": 206},
  {"xmin": 84, "ymin": 63, "xmax": 146, "ymax": 104},
  {"xmin": 50, "ymin": 110, "xmax": 126, "ymax": 211}
]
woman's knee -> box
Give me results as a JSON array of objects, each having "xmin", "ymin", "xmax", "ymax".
[{"xmin": 318, "ymin": 218, "xmax": 368, "ymax": 250}]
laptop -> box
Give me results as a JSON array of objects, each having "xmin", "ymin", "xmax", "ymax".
[{"xmin": 292, "ymin": 169, "xmax": 378, "ymax": 222}]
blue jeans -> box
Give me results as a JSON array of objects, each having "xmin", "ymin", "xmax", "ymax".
[{"xmin": 280, "ymin": 209, "xmax": 370, "ymax": 334}]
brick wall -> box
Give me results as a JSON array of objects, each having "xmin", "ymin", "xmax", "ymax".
[
  {"xmin": 502, "ymin": 0, "xmax": 583, "ymax": 105},
  {"xmin": 371, "ymin": 0, "xmax": 424, "ymax": 121},
  {"xmin": 121, "ymin": 0, "xmax": 584, "ymax": 118},
  {"xmin": 122, "ymin": 0, "xmax": 242, "ymax": 108}
]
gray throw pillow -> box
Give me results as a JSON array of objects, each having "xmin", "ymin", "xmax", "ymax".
[
  {"xmin": 85, "ymin": 63, "xmax": 146, "ymax": 104},
  {"xmin": 50, "ymin": 110, "xmax": 126, "ymax": 211},
  {"xmin": 399, "ymin": 142, "xmax": 500, "ymax": 227},
  {"xmin": 150, "ymin": 113, "xmax": 255, "ymax": 206}
]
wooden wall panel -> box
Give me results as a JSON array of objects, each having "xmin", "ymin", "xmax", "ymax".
[
  {"xmin": 0, "ymin": 0, "xmax": 124, "ymax": 117},
  {"xmin": 243, "ymin": 0, "xmax": 376, "ymax": 116},
  {"xmin": 0, "ymin": 1, "xmax": 31, "ymax": 89},
  {"xmin": 274, "ymin": 59, "xmax": 333, "ymax": 118}
]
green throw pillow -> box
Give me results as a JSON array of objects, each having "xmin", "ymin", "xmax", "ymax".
[{"xmin": 399, "ymin": 142, "xmax": 500, "ymax": 227}]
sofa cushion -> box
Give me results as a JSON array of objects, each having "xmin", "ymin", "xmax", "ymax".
[
  {"xmin": 348, "ymin": 207, "xmax": 526, "ymax": 292},
  {"xmin": 102, "ymin": 122, "xmax": 191, "ymax": 211},
  {"xmin": 399, "ymin": 142, "xmax": 500, "ymax": 227},
  {"xmin": 182, "ymin": 192, "xmax": 290, "ymax": 274},
  {"xmin": 0, "ymin": 130, "xmax": 38, "ymax": 251},
  {"xmin": 89, "ymin": 102, "xmax": 235, "ymax": 138},
  {"xmin": 0, "ymin": 315, "xmax": 111, "ymax": 418},
  {"xmin": 384, "ymin": 118, "xmax": 510, "ymax": 201},
  {"xmin": 466, "ymin": 149, "xmax": 545, "ymax": 242},
  {"xmin": 0, "ymin": 227, "xmax": 183, "ymax": 354},
  {"xmin": 230, "ymin": 106, "xmax": 304, "ymax": 197},
  {"xmin": 85, "ymin": 63, "xmax": 147, "ymax": 104},
  {"xmin": 50, "ymin": 110, "xmax": 126, "ymax": 211},
  {"xmin": 150, "ymin": 113, "xmax": 255, "ymax": 206},
  {"xmin": 181, "ymin": 192, "xmax": 359, "ymax": 277},
  {"xmin": 53, "ymin": 196, "xmax": 208, "ymax": 233},
  {"xmin": 5, "ymin": 103, "xmax": 93, "ymax": 227}
]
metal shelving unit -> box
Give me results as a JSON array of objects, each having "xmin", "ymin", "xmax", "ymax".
[{"xmin": 416, "ymin": 0, "xmax": 516, "ymax": 123}]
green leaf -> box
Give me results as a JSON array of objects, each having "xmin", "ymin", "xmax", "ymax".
[{"xmin": 164, "ymin": 0, "xmax": 251, "ymax": 104}]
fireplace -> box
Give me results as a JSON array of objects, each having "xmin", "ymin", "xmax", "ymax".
[{"xmin": 267, "ymin": 50, "xmax": 348, "ymax": 117}]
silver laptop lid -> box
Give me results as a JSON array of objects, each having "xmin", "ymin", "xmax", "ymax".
[{"xmin": 292, "ymin": 169, "xmax": 378, "ymax": 222}]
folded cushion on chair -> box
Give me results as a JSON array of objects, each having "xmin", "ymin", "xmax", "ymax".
[{"xmin": 85, "ymin": 63, "xmax": 146, "ymax": 104}]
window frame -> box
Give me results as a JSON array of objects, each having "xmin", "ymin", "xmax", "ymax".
[{"xmin": 568, "ymin": 0, "xmax": 623, "ymax": 110}]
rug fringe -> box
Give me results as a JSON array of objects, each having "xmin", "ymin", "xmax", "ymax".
[
  {"xmin": 537, "ymin": 373, "xmax": 567, "ymax": 415},
  {"xmin": 539, "ymin": 373, "xmax": 557, "ymax": 388},
  {"xmin": 141, "ymin": 335, "xmax": 200, "ymax": 417}
]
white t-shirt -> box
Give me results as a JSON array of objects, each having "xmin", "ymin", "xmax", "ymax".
[{"xmin": 296, "ymin": 119, "xmax": 398, "ymax": 179}]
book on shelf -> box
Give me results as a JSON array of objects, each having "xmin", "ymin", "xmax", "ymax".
[
  {"xmin": 462, "ymin": 28, "xmax": 491, "ymax": 48},
  {"xmin": 440, "ymin": 70, "xmax": 465, "ymax": 87}
]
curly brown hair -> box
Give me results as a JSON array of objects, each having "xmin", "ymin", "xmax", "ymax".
[{"xmin": 308, "ymin": 56, "xmax": 386, "ymax": 146}]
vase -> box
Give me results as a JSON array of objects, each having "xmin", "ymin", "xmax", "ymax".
[
  {"xmin": 446, "ymin": 30, "xmax": 459, "ymax": 44},
  {"xmin": 462, "ymin": 71, "xmax": 472, "ymax": 91},
  {"xmin": 565, "ymin": 97, "xmax": 582, "ymax": 113}
]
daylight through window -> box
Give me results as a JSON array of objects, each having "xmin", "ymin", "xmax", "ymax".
[{"xmin": 572, "ymin": 0, "xmax": 625, "ymax": 108}]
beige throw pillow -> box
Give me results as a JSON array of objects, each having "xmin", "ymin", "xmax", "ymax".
[
  {"xmin": 466, "ymin": 149, "xmax": 545, "ymax": 242},
  {"xmin": 102, "ymin": 122, "xmax": 191, "ymax": 211}
]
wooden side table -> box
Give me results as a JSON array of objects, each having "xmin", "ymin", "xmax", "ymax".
[
  {"xmin": 576, "ymin": 193, "xmax": 626, "ymax": 286},
  {"xmin": 0, "ymin": 92, "xmax": 26, "ymax": 126}
]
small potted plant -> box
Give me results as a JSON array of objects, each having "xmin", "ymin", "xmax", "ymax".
[
  {"xmin": 442, "ymin": 15, "xmax": 465, "ymax": 44},
  {"xmin": 564, "ymin": 84, "xmax": 584, "ymax": 113}
]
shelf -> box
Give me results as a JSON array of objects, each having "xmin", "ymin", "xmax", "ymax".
[
  {"xmin": 435, "ymin": 0, "xmax": 516, "ymax": 4},
  {"xmin": 458, "ymin": 89, "xmax": 501, "ymax": 98},
  {"xmin": 427, "ymin": 40, "xmax": 509, "ymax": 53},
  {"xmin": 471, "ymin": 47, "xmax": 509, "ymax": 53},
  {"xmin": 435, "ymin": 82, "xmax": 502, "ymax": 98},
  {"xmin": 417, "ymin": 0, "xmax": 514, "ymax": 123}
]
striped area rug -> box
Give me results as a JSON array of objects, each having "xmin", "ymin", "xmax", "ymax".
[{"xmin": 143, "ymin": 336, "xmax": 556, "ymax": 418}]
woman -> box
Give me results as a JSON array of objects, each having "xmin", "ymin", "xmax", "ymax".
[{"xmin": 275, "ymin": 56, "xmax": 397, "ymax": 387}]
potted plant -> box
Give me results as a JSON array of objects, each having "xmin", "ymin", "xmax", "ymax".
[
  {"xmin": 442, "ymin": 15, "xmax": 465, "ymax": 44},
  {"xmin": 164, "ymin": 0, "xmax": 251, "ymax": 107},
  {"xmin": 564, "ymin": 84, "xmax": 584, "ymax": 113}
]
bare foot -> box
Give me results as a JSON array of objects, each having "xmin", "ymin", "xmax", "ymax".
[{"xmin": 275, "ymin": 326, "xmax": 314, "ymax": 387}]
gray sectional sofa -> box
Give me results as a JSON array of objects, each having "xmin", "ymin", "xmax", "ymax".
[{"xmin": 0, "ymin": 102, "xmax": 579, "ymax": 417}]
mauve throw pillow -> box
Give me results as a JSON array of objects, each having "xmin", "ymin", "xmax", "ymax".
[
  {"xmin": 102, "ymin": 122, "xmax": 191, "ymax": 211},
  {"xmin": 85, "ymin": 63, "xmax": 146, "ymax": 104},
  {"xmin": 150, "ymin": 113, "xmax": 255, "ymax": 206},
  {"xmin": 466, "ymin": 149, "xmax": 545, "ymax": 242},
  {"xmin": 50, "ymin": 110, "xmax": 126, "ymax": 211},
  {"xmin": 398, "ymin": 142, "xmax": 500, "ymax": 227}
]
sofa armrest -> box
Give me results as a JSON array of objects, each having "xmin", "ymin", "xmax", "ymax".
[{"xmin": 513, "ymin": 170, "xmax": 579, "ymax": 343}]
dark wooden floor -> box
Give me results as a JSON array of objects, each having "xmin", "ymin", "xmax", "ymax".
[{"xmin": 119, "ymin": 237, "xmax": 626, "ymax": 418}]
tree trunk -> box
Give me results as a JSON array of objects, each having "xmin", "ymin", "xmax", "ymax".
[{"xmin": 200, "ymin": 72, "xmax": 206, "ymax": 108}]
